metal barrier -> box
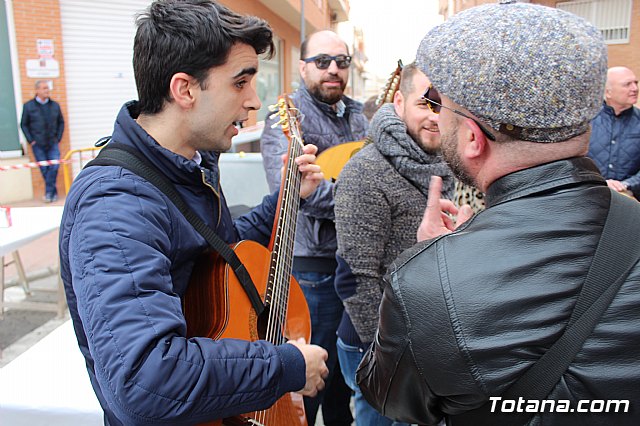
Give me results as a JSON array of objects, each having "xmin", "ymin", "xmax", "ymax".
[{"xmin": 62, "ymin": 146, "xmax": 102, "ymax": 193}]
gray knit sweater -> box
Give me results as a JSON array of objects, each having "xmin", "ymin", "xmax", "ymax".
[{"xmin": 334, "ymin": 104, "xmax": 453, "ymax": 344}]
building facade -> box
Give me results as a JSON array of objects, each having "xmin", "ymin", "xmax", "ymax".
[
  {"xmin": 0, "ymin": 0, "xmax": 357, "ymax": 203},
  {"xmin": 438, "ymin": 0, "xmax": 639, "ymax": 82}
]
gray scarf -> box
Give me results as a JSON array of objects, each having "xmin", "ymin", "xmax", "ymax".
[{"xmin": 370, "ymin": 104, "xmax": 454, "ymax": 199}]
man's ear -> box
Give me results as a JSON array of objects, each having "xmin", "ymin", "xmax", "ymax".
[
  {"xmin": 169, "ymin": 72, "xmax": 196, "ymax": 109},
  {"xmin": 298, "ymin": 60, "xmax": 307, "ymax": 79},
  {"xmin": 604, "ymin": 86, "xmax": 612, "ymax": 103},
  {"xmin": 393, "ymin": 90, "xmax": 404, "ymax": 117},
  {"xmin": 461, "ymin": 118, "xmax": 488, "ymax": 159}
]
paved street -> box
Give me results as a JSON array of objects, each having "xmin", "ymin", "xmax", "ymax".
[{"xmin": 0, "ymin": 197, "xmax": 67, "ymax": 367}]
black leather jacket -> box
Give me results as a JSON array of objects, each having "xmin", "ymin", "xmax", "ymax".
[{"xmin": 357, "ymin": 157, "xmax": 640, "ymax": 426}]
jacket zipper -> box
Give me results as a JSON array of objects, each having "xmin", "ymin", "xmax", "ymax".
[{"xmin": 200, "ymin": 169, "xmax": 222, "ymax": 227}]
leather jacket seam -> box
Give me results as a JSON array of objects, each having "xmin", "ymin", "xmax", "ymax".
[{"xmin": 437, "ymin": 241, "xmax": 489, "ymax": 395}]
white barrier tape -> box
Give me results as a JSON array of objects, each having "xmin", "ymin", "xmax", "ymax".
[{"xmin": 0, "ymin": 158, "xmax": 70, "ymax": 172}]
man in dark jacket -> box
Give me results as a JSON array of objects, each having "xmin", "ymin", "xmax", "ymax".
[
  {"xmin": 20, "ymin": 80, "xmax": 64, "ymax": 202},
  {"xmin": 59, "ymin": 1, "xmax": 329, "ymax": 425},
  {"xmin": 587, "ymin": 66, "xmax": 640, "ymax": 199},
  {"xmin": 261, "ymin": 30, "xmax": 368, "ymax": 426},
  {"xmin": 357, "ymin": 2, "xmax": 640, "ymax": 426}
]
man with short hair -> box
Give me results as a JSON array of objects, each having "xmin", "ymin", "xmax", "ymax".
[
  {"xmin": 587, "ymin": 66, "xmax": 640, "ymax": 199},
  {"xmin": 334, "ymin": 63, "xmax": 454, "ymax": 425},
  {"xmin": 20, "ymin": 80, "xmax": 65, "ymax": 202},
  {"xmin": 59, "ymin": 1, "xmax": 329, "ymax": 425},
  {"xmin": 261, "ymin": 29, "xmax": 368, "ymax": 426},
  {"xmin": 357, "ymin": 2, "xmax": 640, "ymax": 425}
]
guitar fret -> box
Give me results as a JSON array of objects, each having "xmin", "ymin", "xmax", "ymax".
[{"xmin": 265, "ymin": 97, "xmax": 305, "ymax": 345}]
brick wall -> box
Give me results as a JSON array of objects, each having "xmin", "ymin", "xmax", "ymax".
[
  {"xmin": 12, "ymin": 0, "xmax": 69, "ymax": 199},
  {"xmin": 607, "ymin": 0, "xmax": 640, "ymax": 82}
]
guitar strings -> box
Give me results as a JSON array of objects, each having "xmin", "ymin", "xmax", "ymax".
[
  {"xmin": 257, "ymin": 104, "xmax": 304, "ymax": 425},
  {"xmin": 266, "ymin": 109, "xmax": 303, "ymax": 347},
  {"xmin": 269, "ymin": 131, "xmax": 302, "ymax": 345}
]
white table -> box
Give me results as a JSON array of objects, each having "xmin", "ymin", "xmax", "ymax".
[
  {"xmin": 0, "ymin": 320, "xmax": 103, "ymax": 425},
  {"xmin": 0, "ymin": 206, "xmax": 66, "ymax": 317}
]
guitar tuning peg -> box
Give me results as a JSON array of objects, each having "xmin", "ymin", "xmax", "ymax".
[
  {"xmin": 270, "ymin": 117, "xmax": 287, "ymax": 129},
  {"xmin": 268, "ymin": 104, "xmax": 279, "ymax": 112},
  {"xmin": 269, "ymin": 111, "xmax": 279, "ymax": 121}
]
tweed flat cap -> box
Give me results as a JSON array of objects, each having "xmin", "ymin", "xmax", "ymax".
[{"xmin": 416, "ymin": 0, "xmax": 608, "ymax": 142}]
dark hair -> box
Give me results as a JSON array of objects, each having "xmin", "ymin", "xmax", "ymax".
[
  {"xmin": 399, "ymin": 63, "xmax": 420, "ymax": 97},
  {"xmin": 134, "ymin": 0, "xmax": 274, "ymax": 114},
  {"xmin": 300, "ymin": 31, "xmax": 349, "ymax": 60}
]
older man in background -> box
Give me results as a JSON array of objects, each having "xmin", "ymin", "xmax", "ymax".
[
  {"xmin": 20, "ymin": 80, "xmax": 65, "ymax": 202},
  {"xmin": 587, "ymin": 66, "xmax": 640, "ymax": 199}
]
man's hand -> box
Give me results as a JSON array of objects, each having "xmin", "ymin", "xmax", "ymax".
[
  {"xmin": 287, "ymin": 338, "xmax": 329, "ymax": 397},
  {"xmin": 281, "ymin": 144, "xmax": 324, "ymax": 199},
  {"xmin": 417, "ymin": 176, "xmax": 474, "ymax": 242},
  {"xmin": 606, "ymin": 179, "xmax": 626, "ymax": 192}
]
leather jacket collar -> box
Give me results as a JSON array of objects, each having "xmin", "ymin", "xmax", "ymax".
[{"xmin": 486, "ymin": 157, "xmax": 605, "ymax": 208}]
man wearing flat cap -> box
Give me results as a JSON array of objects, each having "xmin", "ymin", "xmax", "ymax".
[{"xmin": 356, "ymin": 2, "xmax": 640, "ymax": 426}]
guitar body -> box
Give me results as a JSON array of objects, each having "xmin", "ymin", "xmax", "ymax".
[
  {"xmin": 316, "ymin": 140, "xmax": 365, "ymax": 182},
  {"xmin": 184, "ymin": 95, "xmax": 312, "ymax": 426},
  {"xmin": 184, "ymin": 240, "xmax": 310, "ymax": 426}
]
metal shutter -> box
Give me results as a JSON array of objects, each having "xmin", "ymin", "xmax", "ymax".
[{"xmin": 60, "ymin": 0, "xmax": 149, "ymax": 151}]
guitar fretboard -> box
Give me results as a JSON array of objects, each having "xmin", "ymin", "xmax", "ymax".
[{"xmin": 265, "ymin": 97, "xmax": 304, "ymax": 345}]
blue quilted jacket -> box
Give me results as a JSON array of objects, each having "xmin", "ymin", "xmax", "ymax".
[
  {"xmin": 59, "ymin": 102, "xmax": 306, "ymax": 425},
  {"xmin": 587, "ymin": 103, "xmax": 640, "ymax": 196}
]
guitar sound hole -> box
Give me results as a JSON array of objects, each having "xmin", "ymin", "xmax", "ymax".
[{"xmin": 256, "ymin": 304, "xmax": 270, "ymax": 341}]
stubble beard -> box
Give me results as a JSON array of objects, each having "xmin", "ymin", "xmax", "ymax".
[
  {"xmin": 408, "ymin": 128, "xmax": 440, "ymax": 156},
  {"xmin": 441, "ymin": 127, "xmax": 476, "ymax": 187}
]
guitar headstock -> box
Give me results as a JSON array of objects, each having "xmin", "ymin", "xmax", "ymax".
[
  {"xmin": 375, "ymin": 59, "xmax": 404, "ymax": 108},
  {"xmin": 269, "ymin": 95, "xmax": 303, "ymax": 148}
]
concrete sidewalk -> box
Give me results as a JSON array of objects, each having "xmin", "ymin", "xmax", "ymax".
[{"xmin": 0, "ymin": 196, "xmax": 68, "ymax": 367}]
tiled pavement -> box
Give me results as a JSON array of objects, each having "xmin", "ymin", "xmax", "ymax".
[{"xmin": 0, "ymin": 196, "xmax": 67, "ymax": 367}]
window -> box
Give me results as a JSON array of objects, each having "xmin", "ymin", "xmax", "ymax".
[
  {"xmin": 557, "ymin": 0, "xmax": 633, "ymax": 44},
  {"xmin": 256, "ymin": 36, "xmax": 283, "ymax": 122},
  {"xmin": 290, "ymin": 45, "xmax": 301, "ymax": 92}
]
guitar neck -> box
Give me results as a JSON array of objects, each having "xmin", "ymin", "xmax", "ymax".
[{"xmin": 265, "ymin": 96, "xmax": 304, "ymax": 344}]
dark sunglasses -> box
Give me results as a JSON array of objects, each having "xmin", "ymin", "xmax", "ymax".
[
  {"xmin": 303, "ymin": 54, "xmax": 352, "ymax": 70},
  {"xmin": 422, "ymin": 86, "xmax": 496, "ymax": 141}
]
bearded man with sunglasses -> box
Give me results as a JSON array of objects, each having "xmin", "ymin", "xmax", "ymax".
[
  {"xmin": 357, "ymin": 2, "xmax": 640, "ymax": 426},
  {"xmin": 261, "ymin": 30, "xmax": 367, "ymax": 426}
]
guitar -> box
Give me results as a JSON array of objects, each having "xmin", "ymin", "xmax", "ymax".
[
  {"xmin": 315, "ymin": 60, "xmax": 404, "ymax": 182},
  {"xmin": 183, "ymin": 94, "xmax": 311, "ymax": 426}
]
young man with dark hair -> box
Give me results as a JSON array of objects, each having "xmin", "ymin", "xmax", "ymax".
[{"xmin": 60, "ymin": 1, "xmax": 328, "ymax": 425}]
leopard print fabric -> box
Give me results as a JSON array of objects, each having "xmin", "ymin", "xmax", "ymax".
[{"xmin": 453, "ymin": 180, "xmax": 485, "ymax": 213}]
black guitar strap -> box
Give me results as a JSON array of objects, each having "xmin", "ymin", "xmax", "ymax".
[{"xmin": 86, "ymin": 142, "xmax": 266, "ymax": 316}]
